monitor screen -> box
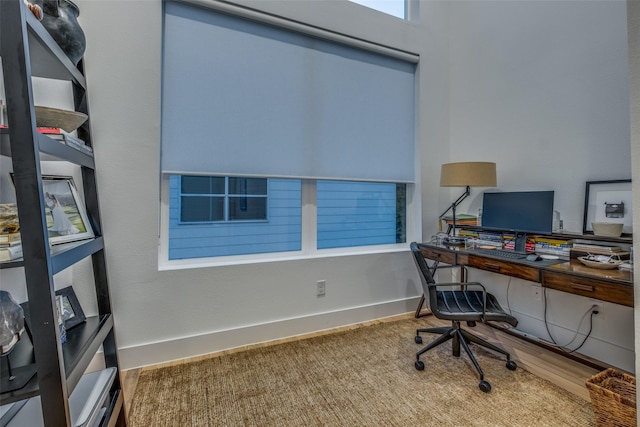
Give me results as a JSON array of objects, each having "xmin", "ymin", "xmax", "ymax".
[{"xmin": 481, "ymin": 191, "xmax": 555, "ymax": 235}]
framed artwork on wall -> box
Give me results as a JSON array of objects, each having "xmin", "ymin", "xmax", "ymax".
[{"xmin": 582, "ymin": 179, "xmax": 632, "ymax": 235}]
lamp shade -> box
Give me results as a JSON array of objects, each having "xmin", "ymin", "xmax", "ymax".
[{"xmin": 440, "ymin": 162, "xmax": 497, "ymax": 187}]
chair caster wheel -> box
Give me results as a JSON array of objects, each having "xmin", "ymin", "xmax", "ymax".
[
  {"xmin": 415, "ymin": 336, "xmax": 423, "ymax": 344},
  {"xmin": 479, "ymin": 380, "xmax": 491, "ymax": 393},
  {"xmin": 415, "ymin": 360, "xmax": 425, "ymax": 370},
  {"xmin": 506, "ymin": 360, "xmax": 517, "ymax": 371}
]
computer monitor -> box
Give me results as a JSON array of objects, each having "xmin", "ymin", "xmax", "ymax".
[{"xmin": 481, "ymin": 191, "xmax": 555, "ymax": 252}]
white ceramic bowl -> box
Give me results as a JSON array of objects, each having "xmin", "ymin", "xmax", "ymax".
[{"xmin": 591, "ymin": 222, "xmax": 623, "ymax": 237}]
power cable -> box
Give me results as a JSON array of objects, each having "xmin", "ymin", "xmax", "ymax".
[{"xmin": 543, "ymin": 287, "xmax": 598, "ymax": 353}]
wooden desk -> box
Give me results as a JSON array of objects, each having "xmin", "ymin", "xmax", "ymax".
[
  {"xmin": 418, "ymin": 242, "xmax": 634, "ymax": 307},
  {"xmin": 417, "ymin": 242, "xmax": 634, "ymax": 370}
]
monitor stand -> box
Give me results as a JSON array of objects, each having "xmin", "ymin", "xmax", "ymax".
[{"xmin": 514, "ymin": 232, "xmax": 528, "ymax": 253}]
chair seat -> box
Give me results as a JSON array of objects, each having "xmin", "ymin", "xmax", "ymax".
[{"xmin": 434, "ymin": 290, "xmax": 518, "ymax": 326}]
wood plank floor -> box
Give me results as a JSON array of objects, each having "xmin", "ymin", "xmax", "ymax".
[{"xmin": 120, "ymin": 312, "xmax": 601, "ymax": 417}]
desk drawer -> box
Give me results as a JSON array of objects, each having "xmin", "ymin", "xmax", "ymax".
[
  {"xmin": 542, "ymin": 271, "xmax": 633, "ymax": 307},
  {"xmin": 420, "ymin": 247, "xmax": 456, "ymax": 265},
  {"xmin": 467, "ymin": 256, "xmax": 540, "ymax": 282}
]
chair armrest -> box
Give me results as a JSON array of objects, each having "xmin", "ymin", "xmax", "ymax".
[{"xmin": 431, "ymin": 265, "xmax": 468, "ymax": 282}]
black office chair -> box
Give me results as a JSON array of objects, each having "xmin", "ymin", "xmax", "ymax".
[{"xmin": 410, "ymin": 242, "xmax": 518, "ymax": 393}]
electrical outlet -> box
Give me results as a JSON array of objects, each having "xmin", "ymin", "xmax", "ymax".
[
  {"xmin": 531, "ymin": 285, "xmax": 542, "ymax": 302},
  {"xmin": 589, "ymin": 300, "xmax": 604, "ymax": 320},
  {"xmin": 317, "ymin": 280, "xmax": 326, "ymax": 297}
]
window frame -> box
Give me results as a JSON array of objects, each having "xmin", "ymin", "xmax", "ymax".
[
  {"xmin": 178, "ymin": 176, "xmax": 269, "ymax": 225},
  {"xmin": 159, "ymin": 176, "xmax": 418, "ymax": 270},
  {"xmin": 158, "ymin": 1, "xmax": 422, "ymax": 269}
]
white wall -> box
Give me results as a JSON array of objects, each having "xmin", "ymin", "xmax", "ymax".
[
  {"xmin": 445, "ymin": 0, "xmax": 634, "ymax": 371},
  {"xmin": 9, "ymin": 0, "xmax": 627, "ymax": 370},
  {"xmin": 447, "ymin": 0, "xmax": 630, "ymax": 230},
  {"xmin": 73, "ymin": 0, "xmax": 450, "ymax": 369}
]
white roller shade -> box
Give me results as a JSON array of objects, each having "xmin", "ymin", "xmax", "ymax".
[{"xmin": 162, "ymin": 2, "xmax": 416, "ymax": 182}]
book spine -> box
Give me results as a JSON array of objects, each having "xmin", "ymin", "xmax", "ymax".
[
  {"xmin": 0, "ymin": 244, "xmax": 22, "ymax": 261},
  {"xmin": 0, "ymin": 233, "xmax": 21, "ymax": 244}
]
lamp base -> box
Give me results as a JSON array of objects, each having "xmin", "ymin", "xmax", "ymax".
[
  {"xmin": 0, "ymin": 363, "xmax": 37, "ymax": 392},
  {"xmin": 443, "ymin": 236, "xmax": 466, "ymax": 246}
]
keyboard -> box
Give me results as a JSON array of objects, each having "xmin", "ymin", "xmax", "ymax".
[{"xmin": 475, "ymin": 248, "xmax": 528, "ymax": 260}]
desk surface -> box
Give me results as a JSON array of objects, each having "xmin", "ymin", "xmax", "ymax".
[{"xmin": 419, "ymin": 242, "xmax": 633, "ymax": 307}]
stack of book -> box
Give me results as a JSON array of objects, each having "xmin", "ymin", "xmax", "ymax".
[
  {"xmin": 0, "ymin": 235, "xmax": 22, "ymax": 262},
  {"xmin": 39, "ymin": 127, "xmax": 93, "ymax": 156},
  {"xmin": 533, "ymin": 236, "xmax": 572, "ymax": 259},
  {"xmin": 475, "ymin": 230, "xmax": 503, "ymax": 248},
  {"xmin": 502, "ymin": 233, "xmax": 536, "ymax": 252},
  {"xmin": 571, "ymin": 242, "xmax": 629, "ymax": 259},
  {"xmin": 442, "ymin": 213, "xmax": 478, "ymax": 226}
]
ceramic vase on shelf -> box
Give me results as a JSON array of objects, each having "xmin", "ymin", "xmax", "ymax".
[{"xmin": 40, "ymin": 0, "xmax": 86, "ymax": 66}]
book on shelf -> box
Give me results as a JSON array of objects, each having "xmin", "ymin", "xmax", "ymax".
[
  {"xmin": 0, "ymin": 242, "xmax": 22, "ymax": 262},
  {"xmin": 442, "ymin": 213, "xmax": 478, "ymax": 226},
  {"xmin": 0, "ymin": 232, "xmax": 21, "ymax": 245},
  {"xmin": 46, "ymin": 129, "xmax": 93, "ymax": 155},
  {"xmin": 1, "ymin": 124, "xmax": 62, "ymax": 134},
  {"xmin": 37, "ymin": 126, "xmax": 62, "ymax": 134},
  {"xmin": 477, "ymin": 231, "xmax": 503, "ymax": 242},
  {"xmin": 474, "ymin": 239, "xmax": 502, "ymax": 248},
  {"xmin": 458, "ymin": 229, "xmax": 479, "ymax": 238},
  {"xmin": 571, "ymin": 242, "xmax": 623, "ymax": 253},
  {"xmin": 503, "ymin": 237, "xmax": 535, "ymax": 252},
  {"xmin": 533, "ymin": 236, "xmax": 572, "ymax": 256}
]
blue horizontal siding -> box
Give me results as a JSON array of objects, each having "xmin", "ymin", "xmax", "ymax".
[
  {"xmin": 168, "ymin": 176, "xmax": 301, "ymax": 259},
  {"xmin": 317, "ymin": 181, "xmax": 397, "ymax": 249}
]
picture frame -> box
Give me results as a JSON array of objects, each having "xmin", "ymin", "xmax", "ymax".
[
  {"xmin": 583, "ymin": 179, "xmax": 632, "ymax": 235},
  {"xmin": 19, "ymin": 286, "xmax": 86, "ymax": 334},
  {"xmin": 10, "ymin": 174, "xmax": 94, "ymax": 245},
  {"xmin": 55, "ymin": 286, "xmax": 86, "ymax": 331},
  {"xmin": 40, "ymin": 175, "xmax": 94, "ymax": 245}
]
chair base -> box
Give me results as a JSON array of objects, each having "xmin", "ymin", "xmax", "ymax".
[{"xmin": 414, "ymin": 321, "xmax": 517, "ymax": 393}]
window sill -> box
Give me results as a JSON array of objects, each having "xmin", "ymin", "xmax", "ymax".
[{"xmin": 158, "ymin": 245, "xmax": 409, "ymax": 271}]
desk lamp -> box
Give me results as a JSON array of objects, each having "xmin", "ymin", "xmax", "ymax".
[{"xmin": 439, "ymin": 161, "xmax": 497, "ymax": 243}]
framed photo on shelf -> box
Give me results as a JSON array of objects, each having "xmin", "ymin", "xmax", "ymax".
[
  {"xmin": 19, "ymin": 286, "xmax": 86, "ymax": 336},
  {"xmin": 583, "ymin": 179, "xmax": 632, "ymax": 235},
  {"xmin": 9, "ymin": 174, "xmax": 94, "ymax": 245},
  {"xmin": 55, "ymin": 286, "xmax": 86, "ymax": 330},
  {"xmin": 41, "ymin": 175, "xmax": 94, "ymax": 245}
]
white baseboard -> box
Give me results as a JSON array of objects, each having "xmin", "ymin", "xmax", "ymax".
[{"xmin": 118, "ymin": 297, "xmax": 421, "ymax": 370}]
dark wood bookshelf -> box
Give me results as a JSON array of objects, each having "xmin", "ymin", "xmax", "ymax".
[{"xmin": 0, "ymin": 1, "xmax": 126, "ymax": 425}]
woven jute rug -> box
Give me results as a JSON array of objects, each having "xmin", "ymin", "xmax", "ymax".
[{"xmin": 128, "ymin": 318, "xmax": 596, "ymax": 426}]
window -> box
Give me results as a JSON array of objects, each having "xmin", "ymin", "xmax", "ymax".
[
  {"xmin": 317, "ymin": 181, "xmax": 406, "ymax": 249},
  {"xmin": 180, "ymin": 176, "xmax": 267, "ymax": 223},
  {"xmin": 167, "ymin": 177, "xmax": 407, "ymax": 260},
  {"xmin": 161, "ymin": 3, "xmax": 417, "ymax": 264},
  {"xmin": 348, "ymin": 0, "xmax": 406, "ymax": 19},
  {"xmin": 169, "ymin": 176, "xmax": 301, "ymax": 260}
]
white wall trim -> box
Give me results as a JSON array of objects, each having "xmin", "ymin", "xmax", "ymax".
[{"xmin": 118, "ymin": 296, "xmax": 421, "ymax": 369}]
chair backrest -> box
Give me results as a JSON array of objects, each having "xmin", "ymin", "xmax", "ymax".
[{"xmin": 410, "ymin": 242, "xmax": 436, "ymax": 292}]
